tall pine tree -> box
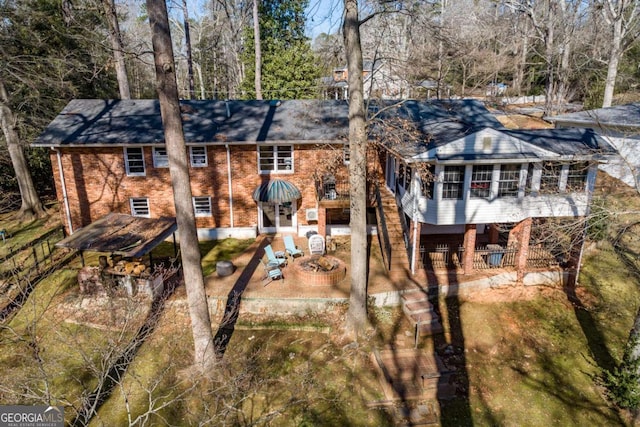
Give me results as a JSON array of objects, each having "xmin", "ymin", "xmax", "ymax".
[{"xmin": 241, "ymin": 0, "xmax": 320, "ymax": 99}]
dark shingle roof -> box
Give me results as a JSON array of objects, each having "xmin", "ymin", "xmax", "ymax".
[
  {"xmin": 503, "ymin": 128, "xmax": 616, "ymax": 156},
  {"xmin": 371, "ymin": 99, "xmax": 505, "ymax": 158},
  {"xmin": 34, "ymin": 99, "xmax": 350, "ymax": 146},
  {"xmin": 547, "ymin": 103, "xmax": 640, "ymax": 128},
  {"xmin": 34, "ymin": 98, "xmax": 614, "ymax": 160}
]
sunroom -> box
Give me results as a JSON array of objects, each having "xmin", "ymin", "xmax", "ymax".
[{"xmin": 381, "ymin": 126, "xmax": 616, "ymax": 277}]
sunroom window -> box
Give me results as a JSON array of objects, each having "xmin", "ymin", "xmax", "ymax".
[
  {"xmin": 442, "ymin": 165, "xmax": 465, "ymax": 200},
  {"xmin": 566, "ymin": 162, "xmax": 589, "ymax": 192},
  {"xmin": 497, "ymin": 164, "xmax": 521, "ymax": 198},
  {"xmin": 540, "ymin": 162, "xmax": 562, "ymax": 193},
  {"xmin": 470, "ymin": 165, "xmax": 493, "ymax": 199}
]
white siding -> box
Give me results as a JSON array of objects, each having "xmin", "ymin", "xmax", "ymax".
[
  {"xmin": 417, "ymin": 128, "xmax": 559, "ymax": 161},
  {"xmin": 415, "ymin": 193, "xmax": 589, "ymax": 225}
]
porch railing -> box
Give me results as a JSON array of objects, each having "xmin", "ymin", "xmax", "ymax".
[
  {"xmin": 417, "ymin": 243, "xmax": 557, "ymax": 271},
  {"xmin": 374, "ymin": 186, "xmax": 392, "ymax": 271},
  {"xmin": 526, "ymin": 245, "xmax": 561, "ymax": 268},
  {"xmin": 315, "ymin": 179, "xmax": 350, "ymax": 201}
]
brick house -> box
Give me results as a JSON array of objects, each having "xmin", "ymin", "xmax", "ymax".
[
  {"xmin": 34, "ymin": 99, "xmax": 358, "ymax": 239},
  {"xmin": 35, "ymin": 98, "xmax": 616, "ymax": 277}
]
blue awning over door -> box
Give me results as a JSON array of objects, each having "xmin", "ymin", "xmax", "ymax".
[{"xmin": 252, "ymin": 179, "xmax": 301, "ymax": 204}]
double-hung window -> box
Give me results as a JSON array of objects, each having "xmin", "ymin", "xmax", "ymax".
[
  {"xmin": 566, "ymin": 162, "xmax": 589, "ymax": 192},
  {"xmin": 540, "ymin": 162, "xmax": 562, "ymax": 193},
  {"xmin": 258, "ymin": 145, "xmax": 293, "ymax": 173},
  {"xmin": 130, "ymin": 197, "xmax": 150, "ymax": 217},
  {"xmin": 193, "ymin": 196, "xmax": 212, "ymax": 217},
  {"xmin": 470, "ymin": 165, "xmax": 493, "ymax": 199},
  {"xmin": 153, "ymin": 146, "xmax": 169, "ymax": 168},
  {"xmin": 125, "ymin": 147, "xmax": 145, "ymax": 176},
  {"xmin": 343, "ymin": 143, "xmax": 350, "ymax": 164},
  {"xmin": 497, "ymin": 164, "xmax": 521, "ymax": 198},
  {"xmin": 442, "ymin": 165, "xmax": 465, "ymax": 200},
  {"xmin": 189, "ymin": 146, "xmax": 208, "ymax": 167}
]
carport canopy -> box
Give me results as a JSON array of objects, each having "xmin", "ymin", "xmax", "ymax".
[{"xmin": 56, "ymin": 213, "xmax": 177, "ymax": 258}]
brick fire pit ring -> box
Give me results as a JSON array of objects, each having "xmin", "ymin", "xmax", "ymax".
[{"xmin": 292, "ymin": 255, "xmax": 347, "ymax": 287}]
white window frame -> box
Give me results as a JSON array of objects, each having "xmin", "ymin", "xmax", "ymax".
[
  {"xmin": 189, "ymin": 146, "xmax": 208, "ymax": 167},
  {"xmin": 497, "ymin": 164, "xmax": 521, "ymax": 198},
  {"xmin": 124, "ymin": 147, "xmax": 146, "ymax": 176},
  {"xmin": 153, "ymin": 146, "xmax": 169, "ymax": 168},
  {"xmin": 470, "ymin": 164, "xmax": 493, "ymax": 199},
  {"xmin": 258, "ymin": 145, "xmax": 293, "ymax": 174},
  {"xmin": 192, "ymin": 196, "xmax": 212, "ymax": 217},
  {"xmin": 130, "ymin": 197, "xmax": 150, "ymax": 217},
  {"xmin": 442, "ymin": 165, "xmax": 465, "ymax": 200},
  {"xmin": 540, "ymin": 161, "xmax": 562, "ymax": 193},
  {"xmin": 343, "ymin": 143, "xmax": 350, "ymax": 165},
  {"xmin": 565, "ymin": 162, "xmax": 589, "ymax": 192}
]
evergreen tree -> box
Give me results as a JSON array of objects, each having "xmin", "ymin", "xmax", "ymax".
[
  {"xmin": 0, "ymin": 0, "xmax": 116, "ymax": 213},
  {"xmin": 241, "ymin": 0, "xmax": 321, "ymax": 99}
]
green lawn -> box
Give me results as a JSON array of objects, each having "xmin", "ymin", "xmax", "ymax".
[{"xmin": 2, "ymin": 200, "xmax": 640, "ymax": 425}]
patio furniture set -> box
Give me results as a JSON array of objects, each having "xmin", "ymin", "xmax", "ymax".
[{"xmin": 261, "ymin": 236, "xmax": 305, "ymax": 286}]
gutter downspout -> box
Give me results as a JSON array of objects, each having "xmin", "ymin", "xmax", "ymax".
[
  {"xmin": 55, "ymin": 148, "xmax": 74, "ymax": 234},
  {"xmin": 225, "ymin": 144, "xmax": 234, "ymax": 228}
]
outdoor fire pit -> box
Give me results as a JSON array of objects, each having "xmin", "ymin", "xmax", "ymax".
[{"xmin": 292, "ymin": 255, "xmax": 347, "ymax": 287}]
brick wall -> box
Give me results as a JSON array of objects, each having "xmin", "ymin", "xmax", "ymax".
[{"xmin": 52, "ymin": 143, "xmax": 350, "ymax": 234}]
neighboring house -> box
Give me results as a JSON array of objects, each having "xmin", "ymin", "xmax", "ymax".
[
  {"xmin": 35, "ymin": 98, "xmax": 615, "ymax": 278},
  {"xmin": 322, "ymin": 60, "xmax": 414, "ymax": 100},
  {"xmin": 547, "ymin": 103, "xmax": 640, "ymax": 189}
]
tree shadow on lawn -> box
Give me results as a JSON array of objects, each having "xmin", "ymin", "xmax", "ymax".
[
  {"xmin": 510, "ymin": 350, "xmax": 626, "ymax": 425},
  {"xmin": 567, "ymin": 225, "xmax": 640, "ymax": 383},
  {"xmin": 564, "ymin": 274, "xmax": 618, "ymax": 374},
  {"xmin": 212, "ymin": 237, "xmax": 270, "ymax": 357},
  {"xmin": 70, "ymin": 273, "xmax": 181, "ymax": 426},
  {"xmin": 428, "ymin": 271, "xmax": 474, "ymax": 427}
]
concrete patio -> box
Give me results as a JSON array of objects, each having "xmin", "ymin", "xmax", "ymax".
[{"xmin": 198, "ymin": 233, "xmax": 562, "ymax": 316}]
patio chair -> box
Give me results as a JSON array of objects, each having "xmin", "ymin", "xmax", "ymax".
[
  {"xmin": 264, "ymin": 244, "xmax": 287, "ymax": 268},
  {"xmin": 260, "ymin": 259, "xmax": 283, "ymax": 286},
  {"xmin": 283, "ymin": 235, "xmax": 304, "ymax": 260}
]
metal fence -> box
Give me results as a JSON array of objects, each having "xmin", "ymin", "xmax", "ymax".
[
  {"xmin": 418, "ymin": 242, "xmax": 557, "ymax": 271},
  {"xmin": 0, "ymin": 227, "xmax": 66, "ymax": 280}
]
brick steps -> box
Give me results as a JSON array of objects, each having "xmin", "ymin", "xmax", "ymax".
[{"xmin": 401, "ymin": 290, "xmax": 443, "ymax": 337}]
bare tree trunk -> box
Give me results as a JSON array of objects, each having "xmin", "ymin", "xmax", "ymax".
[
  {"xmin": 603, "ymin": 13, "xmax": 623, "ymax": 107},
  {"xmin": 182, "ymin": 0, "xmax": 195, "ymax": 99},
  {"xmin": 343, "ymin": 0, "xmax": 368, "ymax": 338},
  {"xmin": 103, "ymin": 0, "xmax": 130, "ymax": 99},
  {"xmin": 543, "ymin": 3, "xmax": 555, "ymax": 115},
  {"xmin": 0, "ymin": 79, "xmax": 45, "ymax": 221},
  {"xmin": 436, "ymin": 0, "xmax": 447, "ymax": 99},
  {"xmin": 513, "ymin": 17, "xmax": 529, "ymax": 95},
  {"xmin": 253, "ymin": 0, "xmax": 263, "ymax": 100},
  {"xmin": 146, "ymin": 0, "xmax": 216, "ymax": 372}
]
